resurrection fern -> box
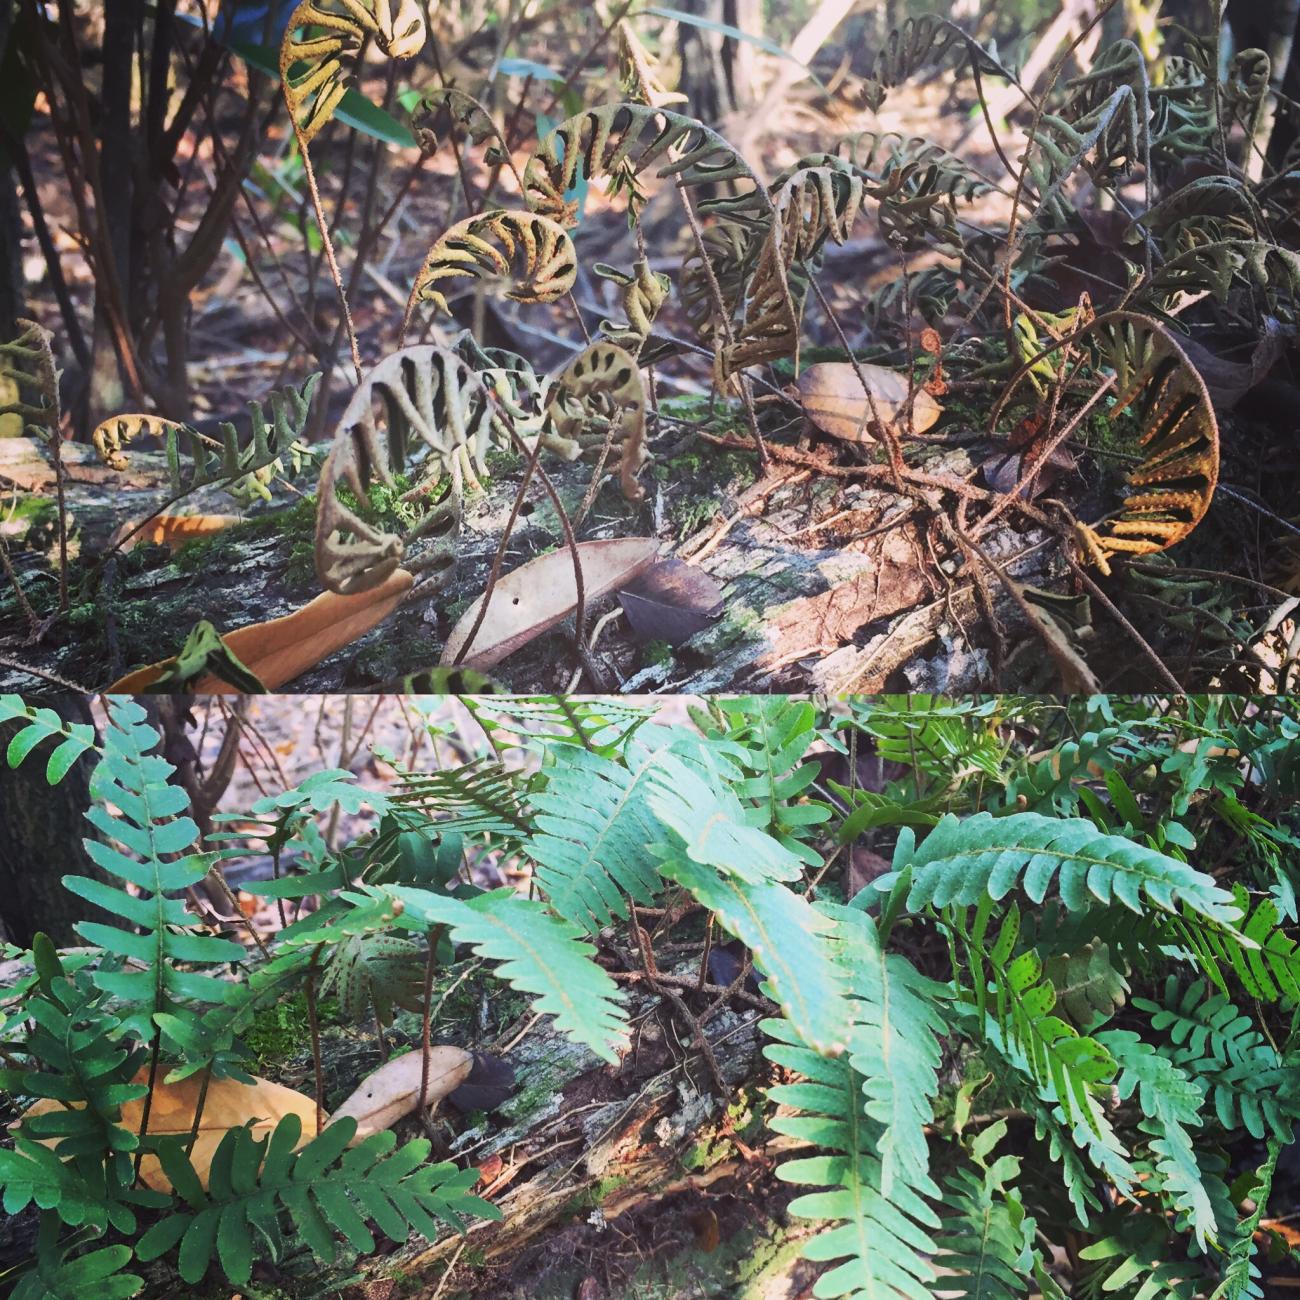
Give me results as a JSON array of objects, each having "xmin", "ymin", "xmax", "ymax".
[
  {"xmin": 952, "ymin": 906, "xmax": 1118, "ymax": 1137},
  {"xmin": 1042, "ymin": 942, "xmax": 1130, "ymax": 1027},
  {"xmin": 832, "ymin": 905, "xmax": 947, "ymax": 1197},
  {"xmin": 1135, "ymin": 978, "xmax": 1300, "ymax": 1142},
  {"xmin": 134, "ymin": 1114, "xmax": 498, "ymax": 1286},
  {"xmin": 8, "ymin": 1218, "xmax": 143, "ymax": 1300},
  {"xmin": 525, "ymin": 736, "xmax": 673, "ymax": 931},
  {"xmin": 90, "ymin": 374, "xmax": 320, "ymax": 505},
  {"xmin": 387, "ymin": 754, "xmax": 528, "ymax": 837},
  {"xmin": 68, "ymin": 698, "xmax": 247, "ymax": 1043},
  {"xmin": 279, "ymin": 0, "xmax": 424, "ymax": 148},
  {"xmin": 1098, "ymin": 1029, "xmax": 1216, "ymax": 1247},
  {"xmin": 0, "ymin": 696, "xmax": 98, "ymax": 784},
  {"xmin": 544, "ymin": 340, "xmax": 649, "ymax": 502},
  {"xmin": 313, "ymin": 344, "xmax": 502, "ymax": 595},
  {"xmin": 401, "ymin": 208, "xmax": 578, "ymax": 333},
  {"xmin": 662, "ymin": 856, "xmax": 851, "ymax": 1056},
  {"xmin": 691, "ymin": 695, "xmax": 830, "ymax": 862},
  {"xmin": 372, "ymin": 884, "xmax": 629, "ymax": 1062},
  {"xmin": 931, "ymin": 1120, "xmax": 1036, "ymax": 1299},
  {"xmin": 0, "ymin": 947, "xmax": 149, "ymax": 1213},
  {"xmin": 2, "ymin": 694, "xmax": 1298, "ymax": 1296},
  {"xmin": 522, "ymin": 103, "xmax": 762, "ymax": 226},
  {"xmin": 879, "ymin": 811, "xmax": 1241, "ymax": 921},
  {"xmin": 764, "ymin": 1014, "xmax": 941, "ymax": 1299}
]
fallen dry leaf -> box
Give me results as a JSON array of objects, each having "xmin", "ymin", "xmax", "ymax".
[
  {"xmin": 798, "ymin": 362, "xmax": 942, "ymax": 442},
  {"xmin": 441, "ymin": 538, "xmax": 660, "ymax": 669},
  {"xmin": 617, "ymin": 557, "xmax": 724, "ymax": 645},
  {"xmin": 108, "ymin": 568, "xmax": 414, "ymax": 692},
  {"xmin": 447, "ymin": 1052, "xmax": 515, "ymax": 1113},
  {"xmin": 19, "ymin": 1070, "xmax": 320, "ymax": 1192},
  {"xmin": 328, "ymin": 1045, "xmax": 474, "ymax": 1143},
  {"xmin": 109, "ymin": 513, "xmax": 243, "ymax": 555}
]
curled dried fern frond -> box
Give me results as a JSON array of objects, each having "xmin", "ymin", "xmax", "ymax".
[
  {"xmin": 279, "ymin": 0, "xmax": 425, "ymax": 147},
  {"xmin": 546, "ymin": 342, "xmax": 648, "ymax": 502},
  {"xmin": 0, "ymin": 319, "xmax": 59, "ymax": 441},
  {"xmin": 314, "ymin": 346, "xmax": 501, "ymax": 595},
  {"xmin": 92, "ymin": 374, "xmax": 320, "ymax": 504},
  {"xmin": 523, "ymin": 103, "xmax": 759, "ymax": 227},
  {"xmin": 725, "ymin": 161, "xmax": 862, "ymax": 375},
  {"xmin": 594, "ymin": 259, "xmax": 672, "ymax": 355},
  {"xmin": 401, "ymin": 208, "xmax": 578, "ymax": 337},
  {"xmin": 410, "ymin": 85, "xmax": 512, "ymax": 165},
  {"xmin": 681, "ymin": 221, "xmax": 756, "ymax": 351},
  {"xmin": 859, "ymin": 15, "xmax": 1019, "ymax": 112},
  {"xmin": 617, "ymin": 19, "xmax": 687, "ymax": 109},
  {"xmin": 1000, "ymin": 313, "xmax": 1219, "ymax": 565},
  {"xmin": 1149, "ymin": 238, "xmax": 1300, "ymax": 311}
]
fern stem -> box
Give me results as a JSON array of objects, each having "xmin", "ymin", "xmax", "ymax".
[
  {"xmin": 305, "ymin": 955, "xmax": 325, "ymax": 1136},
  {"xmin": 418, "ymin": 925, "xmax": 441, "ymax": 1125},
  {"xmin": 183, "ymin": 1066, "xmax": 212, "ymax": 1160},
  {"xmin": 132, "ymin": 1022, "xmax": 165, "ymax": 1182}
]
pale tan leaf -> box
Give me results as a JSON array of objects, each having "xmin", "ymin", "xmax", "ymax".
[
  {"xmin": 328, "ymin": 1045, "xmax": 474, "ymax": 1143},
  {"xmin": 108, "ymin": 568, "xmax": 413, "ymax": 692},
  {"xmin": 20, "ymin": 1071, "xmax": 320, "ymax": 1192},
  {"xmin": 798, "ymin": 362, "xmax": 942, "ymax": 441},
  {"xmin": 441, "ymin": 538, "xmax": 661, "ymax": 669}
]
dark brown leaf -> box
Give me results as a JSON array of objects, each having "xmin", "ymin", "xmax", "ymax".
[
  {"xmin": 617, "ymin": 557, "xmax": 724, "ymax": 645},
  {"xmin": 448, "ymin": 1052, "xmax": 516, "ymax": 1112}
]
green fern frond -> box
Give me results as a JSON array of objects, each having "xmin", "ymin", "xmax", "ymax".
[
  {"xmin": 388, "ymin": 755, "xmax": 529, "ymax": 837},
  {"xmin": 831, "ymin": 904, "xmax": 947, "ymax": 1195},
  {"xmin": 1043, "ymin": 942, "xmax": 1130, "ymax": 1027},
  {"xmin": 526, "ymin": 738, "xmax": 672, "ymax": 931},
  {"xmin": 462, "ymin": 696, "xmax": 655, "ymax": 759},
  {"xmin": 8, "ymin": 1216, "xmax": 142, "ymax": 1300},
  {"xmin": 0, "ymin": 697, "xmax": 98, "ymax": 785},
  {"xmin": 0, "ymin": 964, "xmax": 147, "ymax": 1169},
  {"xmin": 65, "ymin": 699, "xmax": 246, "ymax": 1043},
  {"xmin": 841, "ymin": 696, "xmax": 1009, "ymax": 786},
  {"xmin": 952, "ymin": 906, "xmax": 1118, "ymax": 1137},
  {"xmin": 134, "ymin": 1113, "xmax": 499, "ymax": 1286},
  {"xmin": 647, "ymin": 748, "xmax": 805, "ymax": 885},
  {"xmin": 1099, "ymin": 1029, "xmax": 1215, "ymax": 1246},
  {"xmin": 693, "ymin": 697, "xmax": 830, "ymax": 860},
  {"xmin": 1211, "ymin": 1138, "xmax": 1282, "ymax": 1300},
  {"xmin": 1173, "ymin": 888, "xmax": 1300, "ymax": 1007},
  {"xmin": 764, "ymin": 1016, "xmax": 940, "ymax": 1299},
  {"xmin": 1077, "ymin": 1215, "xmax": 1207, "ymax": 1300},
  {"xmin": 0, "ymin": 952, "xmax": 169, "ymax": 1234},
  {"xmin": 933, "ymin": 1119, "xmax": 1037, "ymax": 1298},
  {"xmin": 371, "ymin": 884, "xmax": 628, "ymax": 1062},
  {"xmin": 660, "ymin": 857, "xmax": 851, "ymax": 1056},
  {"xmin": 1134, "ymin": 978, "xmax": 1300, "ymax": 1141},
  {"xmin": 882, "ymin": 813, "xmax": 1240, "ymax": 922}
]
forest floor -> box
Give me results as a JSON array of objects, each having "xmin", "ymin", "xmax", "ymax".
[{"xmin": 3, "ymin": 73, "xmax": 1297, "ymax": 695}]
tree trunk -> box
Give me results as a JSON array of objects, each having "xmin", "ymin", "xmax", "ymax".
[
  {"xmin": 675, "ymin": 0, "xmax": 762, "ymax": 123},
  {"xmin": 0, "ymin": 0, "xmax": 24, "ymax": 344},
  {"xmin": 0, "ymin": 697, "xmax": 116, "ymax": 948}
]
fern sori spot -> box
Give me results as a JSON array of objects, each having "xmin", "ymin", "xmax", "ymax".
[
  {"xmin": 660, "ymin": 857, "xmax": 852, "ymax": 1056},
  {"xmin": 378, "ymin": 885, "xmax": 629, "ymax": 1063}
]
